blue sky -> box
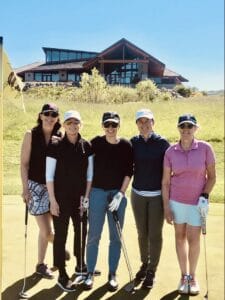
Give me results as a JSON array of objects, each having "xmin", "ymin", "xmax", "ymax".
[{"xmin": 1, "ymin": 0, "xmax": 224, "ymax": 91}]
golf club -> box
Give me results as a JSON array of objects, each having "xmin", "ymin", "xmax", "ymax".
[
  {"xmin": 108, "ymin": 195, "xmax": 135, "ymax": 293},
  {"xmin": 74, "ymin": 196, "xmax": 86, "ymax": 285},
  {"xmin": 200, "ymin": 208, "xmax": 209, "ymax": 300},
  {"xmin": 19, "ymin": 205, "xmax": 29, "ymax": 299}
]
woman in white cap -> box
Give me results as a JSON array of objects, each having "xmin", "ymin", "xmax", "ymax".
[
  {"xmin": 84, "ymin": 112, "xmax": 133, "ymax": 291},
  {"xmin": 130, "ymin": 108, "xmax": 170, "ymax": 289},
  {"xmin": 21, "ymin": 103, "xmax": 62, "ymax": 279},
  {"xmin": 46, "ymin": 110, "xmax": 93, "ymax": 292},
  {"xmin": 162, "ymin": 113, "xmax": 216, "ymax": 295}
]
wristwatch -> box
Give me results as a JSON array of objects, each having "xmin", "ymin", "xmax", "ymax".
[{"xmin": 201, "ymin": 193, "xmax": 209, "ymax": 199}]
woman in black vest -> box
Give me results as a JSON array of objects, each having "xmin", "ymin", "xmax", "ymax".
[
  {"xmin": 46, "ymin": 110, "xmax": 94, "ymax": 292},
  {"xmin": 20, "ymin": 103, "xmax": 62, "ymax": 279}
]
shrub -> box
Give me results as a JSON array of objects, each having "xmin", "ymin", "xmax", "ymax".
[
  {"xmin": 175, "ymin": 85, "xmax": 192, "ymax": 97},
  {"xmin": 79, "ymin": 68, "xmax": 107, "ymax": 102},
  {"xmin": 136, "ymin": 79, "xmax": 159, "ymax": 101}
]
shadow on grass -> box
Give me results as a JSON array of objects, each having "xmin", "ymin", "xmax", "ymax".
[
  {"xmin": 1, "ymin": 273, "xmax": 42, "ymax": 300},
  {"xmin": 160, "ymin": 290, "xmax": 191, "ymax": 299}
]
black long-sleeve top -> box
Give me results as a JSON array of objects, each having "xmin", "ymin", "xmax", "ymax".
[{"xmin": 91, "ymin": 136, "xmax": 133, "ymax": 190}]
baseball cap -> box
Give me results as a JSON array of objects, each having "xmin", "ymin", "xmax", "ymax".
[
  {"xmin": 64, "ymin": 110, "xmax": 81, "ymax": 123},
  {"xmin": 136, "ymin": 108, "xmax": 154, "ymax": 121},
  {"xmin": 177, "ymin": 114, "xmax": 198, "ymax": 126},
  {"xmin": 102, "ymin": 112, "xmax": 120, "ymax": 124},
  {"xmin": 41, "ymin": 103, "xmax": 58, "ymax": 113}
]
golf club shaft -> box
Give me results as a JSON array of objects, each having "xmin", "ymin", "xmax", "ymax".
[
  {"xmin": 201, "ymin": 215, "xmax": 209, "ymax": 299},
  {"xmin": 113, "ymin": 211, "xmax": 134, "ymax": 282},
  {"xmin": 20, "ymin": 205, "xmax": 28, "ymax": 295},
  {"xmin": 80, "ymin": 196, "xmax": 83, "ymax": 273},
  {"xmin": 203, "ymin": 234, "xmax": 209, "ymax": 299}
]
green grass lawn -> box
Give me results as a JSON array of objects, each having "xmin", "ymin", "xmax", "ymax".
[{"xmin": 3, "ymin": 91, "xmax": 224, "ymax": 202}]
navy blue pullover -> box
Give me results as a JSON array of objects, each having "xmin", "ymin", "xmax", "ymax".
[{"xmin": 131, "ymin": 133, "xmax": 170, "ymax": 191}]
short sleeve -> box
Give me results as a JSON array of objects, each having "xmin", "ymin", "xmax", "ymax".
[
  {"xmin": 206, "ymin": 143, "xmax": 216, "ymax": 166},
  {"xmin": 163, "ymin": 149, "xmax": 172, "ymax": 169},
  {"xmin": 47, "ymin": 142, "xmax": 59, "ymax": 159}
]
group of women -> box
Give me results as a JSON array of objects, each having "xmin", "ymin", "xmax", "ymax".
[{"xmin": 20, "ymin": 103, "xmax": 216, "ymax": 294}]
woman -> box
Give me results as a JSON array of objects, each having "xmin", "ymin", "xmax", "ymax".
[
  {"xmin": 162, "ymin": 113, "xmax": 216, "ymax": 295},
  {"xmin": 84, "ymin": 112, "xmax": 133, "ymax": 291},
  {"xmin": 130, "ymin": 108, "xmax": 170, "ymax": 289},
  {"xmin": 46, "ymin": 110, "xmax": 93, "ymax": 292},
  {"xmin": 20, "ymin": 103, "xmax": 62, "ymax": 279}
]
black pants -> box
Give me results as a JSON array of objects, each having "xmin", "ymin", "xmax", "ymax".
[{"xmin": 53, "ymin": 207, "xmax": 87, "ymax": 271}]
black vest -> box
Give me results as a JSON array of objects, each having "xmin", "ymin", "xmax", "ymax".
[{"xmin": 28, "ymin": 125, "xmax": 61, "ymax": 184}]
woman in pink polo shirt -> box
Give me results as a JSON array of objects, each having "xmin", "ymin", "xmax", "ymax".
[{"xmin": 162, "ymin": 113, "xmax": 216, "ymax": 296}]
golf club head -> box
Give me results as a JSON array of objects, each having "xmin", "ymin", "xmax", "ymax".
[
  {"xmin": 19, "ymin": 291, "xmax": 29, "ymax": 299},
  {"xmin": 73, "ymin": 274, "xmax": 86, "ymax": 285},
  {"xmin": 124, "ymin": 281, "xmax": 136, "ymax": 293},
  {"xmin": 204, "ymin": 292, "xmax": 208, "ymax": 299}
]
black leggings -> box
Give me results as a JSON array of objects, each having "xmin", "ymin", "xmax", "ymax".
[{"xmin": 53, "ymin": 208, "xmax": 87, "ymax": 271}]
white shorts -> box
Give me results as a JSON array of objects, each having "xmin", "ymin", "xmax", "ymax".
[
  {"xmin": 28, "ymin": 180, "xmax": 50, "ymax": 215},
  {"xmin": 170, "ymin": 199, "xmax": 201, "ymax": 226}
]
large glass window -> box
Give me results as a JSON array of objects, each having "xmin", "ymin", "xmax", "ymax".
[
  {"xmin": 60, "ymin": 51, "xmax": 68, "ymax": 61},
  {"xmin": 68, "ymin": 73, "xmax": 80, "ymax": 82},
  {"xmin": 106, "ymin": 62, "xmax": 139, "ymax": 85},
  {"xmin": 52, "ymin": 73, "xmax": 59, "ymax": 82},
  {"xmin": 52, "ymin": 51, "xmax": 60, "ymax": 62},
  {"xmin": 34, "ymin": 73, "xmax": 42, "ymax": 81},
  {"xmin": 68, "ymin": 52, "xmax": 77, "ymax": 60},
  {"xmin": 42, "ymin": 74, "xmax": 51, "ymax": 82},
  {"xmin": 46, "ymin": 50, "xmax": 52, "ymax": 63}
]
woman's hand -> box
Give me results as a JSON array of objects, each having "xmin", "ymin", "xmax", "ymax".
[
  {"xmin": 21, "ymin": 188, "xmax": 31, "ymax": 205},
  {"xmin": 50, "ymin": 198, "xmax": 60, "ymax": 216},
  {"xmin": 164, "ymin": 206, "xmax": 174, "ymax": 225}
]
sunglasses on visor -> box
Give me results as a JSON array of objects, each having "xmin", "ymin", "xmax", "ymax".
[
  {"xmin": 42, "ymin": 111, "xmax": 59, "ymax": 118},
  {"xmin": 103, "ymin": 122, "xmax": 118, "ymax": 128},
  {"xmin": 179, "ymin": 123, "xmax": 194, "ymax": 129}
]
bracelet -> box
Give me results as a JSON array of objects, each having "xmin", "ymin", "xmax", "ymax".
[
  {"xmin": 201, "ymin": 193, "xmax": 209, "ymax": 199},
  {"xmin": 119, "ymin": 190, "xmax": 125, "ymax": 195}
]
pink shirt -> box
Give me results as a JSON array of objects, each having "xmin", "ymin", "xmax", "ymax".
[{"xmin": 164, "ymin": 139, "xmax": 215, "ymax": 205}]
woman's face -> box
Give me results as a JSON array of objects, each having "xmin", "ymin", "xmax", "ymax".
[
  {"xmin": 136, "ymin": 117, "xmax": 154, "ymax": 136},
  {"xmin": 40, "ymin": 111, "xmax": 59, "ymax": 130},
  {"xmin": 63, "ymin": 118, "xmax": 81, "ymax": 136},
  {"xmin": 178, "ymin": 123, "xmax": 197, "ymax": 139},
  {"xmin": 102, "ymin": 121, "xmax": 119, "ymax": 138}
]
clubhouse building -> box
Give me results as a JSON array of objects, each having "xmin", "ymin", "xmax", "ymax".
[{"xmin": 16, "ymin": 38, "xmax": 188, "ymax": 89}]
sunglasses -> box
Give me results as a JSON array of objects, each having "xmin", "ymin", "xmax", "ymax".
[
  {"xmin": 103, "ymin": 122, "xmax": 118, "ymax": 128},
  {"xmin": 42, "ymin": 111, "xmax": 58, "ymax": 118},
  {"xmin": 179, "ymin": 123, "xmax": 194, "ymax": 129}
]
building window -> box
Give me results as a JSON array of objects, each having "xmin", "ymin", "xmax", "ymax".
[
  {"xmin": 52, "ymin": 73, "xmax": 59, "ymax": 82},
  {"xmin": 68, "ymin": 73, "xmax": 80, "ymax": 82},
  {"xmin": 60, "ymin": 51, "xmax": 68, "ymax": 61},
  {"xmin": 161, "ymin": 77, "xmax": 175, "ymax": 84},
  {"xmin": 46, "ymin": 50, "xmax": 52, "ymax": 63},
  {"xmin": 34, "ymin": 73, "xmax": 42, "ymax": 81},
  {"xmin": 68, "ymin": 52, "xmax": 76, "ymax": 60},
  {"xmin": 52, "ymin": 50, "xmax": 60, "ymax": 62}
]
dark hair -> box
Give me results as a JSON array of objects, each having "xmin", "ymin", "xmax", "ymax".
[{"xmin": 35, "ymin": 113, "xmax": 61, "ymax": 134}]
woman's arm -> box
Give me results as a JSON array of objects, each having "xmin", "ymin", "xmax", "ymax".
[
  {"xmin": 46, "ymin": 157, "xmax": 59, "ymax": 216},
  {"xmin": 20, "ymin": 131, "xmax": 32, "ymax": 204},
  {"xmin": 120, "ymin": 175, "xmax": 131, "ymax": 195},
  {"xmin": 84, "ymin": 155, "xmax": 93, "ymax": 198},
  {"xmin": 162, "ymin": 166, "xmax": 173, "ymax": 224},
  {"xmin": 203, "ymin": 163, "xmax": 216, "ymax": 197}
]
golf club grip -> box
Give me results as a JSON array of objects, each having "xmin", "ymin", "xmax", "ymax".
[
  {"xmin": 25, "ymin": 205, "xmax": 28, "ymax": 225},
  {"xmin": 201, "ymin": 216, "xmax": 206, "ymax": 235},
  {"xmin": 112, "ymin": 211, "xmax": 119, "ymax": 222}
]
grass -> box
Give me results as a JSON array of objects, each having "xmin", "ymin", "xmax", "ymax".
[{"xmin": 3, "ymin": 90, "xmax": 224, "ymax": 202}]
